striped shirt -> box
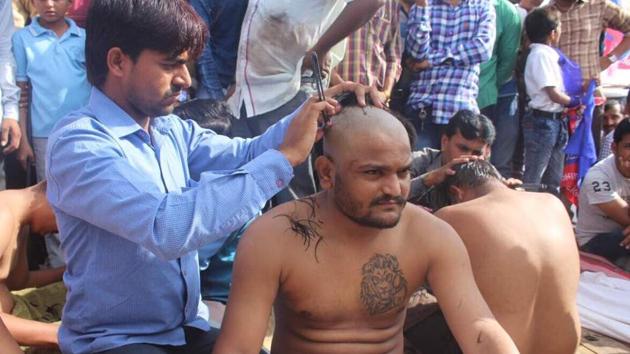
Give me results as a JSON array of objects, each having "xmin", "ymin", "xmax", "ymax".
[
  {"xmin": 336, "ymin": 0, "xmax": 402, "ymax": 91},
  {"xmin": 549, "ymin": 0, "xmax": 630, "ymax": 82},
  {"xmin": 405, "ymin": 0, "xmax": 495, "ymax": 124}
]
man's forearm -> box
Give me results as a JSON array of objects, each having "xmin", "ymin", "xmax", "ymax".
[
  {"xmin": 470, "ymin": 319, "xmax": 519, "ymax": 354},
  {"xmin": 26, "ymin": 267, "xmax": 65, "ymax": 289},
  {"xmin": 311, "ymin": 0, "xmax": 385, "ymax": 57},
  {"xmin": 608, "ymin": 35, "xmax": 630, "ymax": 60},
  {"xmin": 0, "ymin": 312, "xmax": 59, "ymax": 347}
]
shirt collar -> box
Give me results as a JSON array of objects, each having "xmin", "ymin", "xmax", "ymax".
[
  {"xmin": 88, "ymin": 87, "xmax": 145, "ymax": 138},
  {"xmin": 29, "ymin": 17, "xmax": 83, "ymax": 38}
]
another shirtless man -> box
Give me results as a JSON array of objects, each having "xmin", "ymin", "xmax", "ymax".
[
  {"xmin": 0, "ymin": 181, "xmax": 64, "ymax": 347},
  {"xmin": 431, "ymin": 160, "xmax": 580, "ymax": 354},
  {"xmin": 213, "ymin": 102, "xmax": 519, "ymax": 354}
]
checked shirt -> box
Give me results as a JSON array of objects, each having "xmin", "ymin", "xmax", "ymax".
[{"xmin": 406, "ymin": 0, "xmax": 495, "ymax": 124}]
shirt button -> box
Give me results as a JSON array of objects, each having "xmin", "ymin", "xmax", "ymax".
[{"xmin": 276, "ymin": 179, "xmax": 284, "ymax": 188}]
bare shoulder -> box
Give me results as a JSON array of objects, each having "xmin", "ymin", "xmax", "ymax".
[
  {"xmin": 404, "ymin": 204, "xmax": 463, "ymax": 248},
  {"xmin": 239, "ymin": 197, "xmax": 322, "ymax": 252}
]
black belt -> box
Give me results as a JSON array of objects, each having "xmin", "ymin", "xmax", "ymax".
[{"xmin": 532, "ymin": 109, "xmax": 563, "ymax": 120}]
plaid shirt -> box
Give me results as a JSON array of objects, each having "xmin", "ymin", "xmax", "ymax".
[
  {"xmin": 336, "ymin": 0, "xmax": 402, "ymax": 91},
  {"xmin": 550, "ymin": 0, "xmax": 630, "ymax": 82},
  {"xmin": 406, "ymin": 0, "xmax": 495, "ymax": 124}
]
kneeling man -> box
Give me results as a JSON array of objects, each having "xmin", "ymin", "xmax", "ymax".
[
  {"xmin": 432, "ymin": 160, "xmax": 580, "ymax": 354},
  {"xmin": 214, "ymin": 102, "xmax": 518, "ymax": 354}
]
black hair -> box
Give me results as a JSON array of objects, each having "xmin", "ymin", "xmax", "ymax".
[
  {"xmin": 613, "ymin": 118, "xmax": 630, "ymax": 143},
  {"xmin": 86, "ymin": 0, "xmax": 207, "ymax": 87},
  {"xmin": 525, "ymin": 7, "xmax": 560, "ymax": 44},
  {"xmin": 605, "ymin": 100, "xmax": 621, "ymax": 112},
  {"xmin": 335, "ymin": 93, "xmax": 417, "ymax": 148},
  {"xmin": 443, "ymin": 160, "xmax": 503, "ymax": 190},
  {"xmin": 174, "ymin": 99, "xmax": 233, "ymax": 135},
  {"xmin": 444, "ymin": 109, "xmax": 496, "ymax": 145}
]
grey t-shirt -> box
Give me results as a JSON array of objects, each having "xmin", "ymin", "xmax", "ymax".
[
  {"xmin": 576, "ymin": 155, "xmax": 630, "ymax": 245},
  {"xmin": 409, "ymin": 148, "xmax": 451, "ymax": 211}
]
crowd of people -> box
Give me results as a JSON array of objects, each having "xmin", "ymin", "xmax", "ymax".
[{"xmin": 0, "ymin": 0, "xmax": 629, "ymax": 353}]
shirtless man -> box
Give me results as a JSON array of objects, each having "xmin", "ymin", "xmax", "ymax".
[
  {"xmin": 0, "ymin": 181, "xmax": 64, "ymax": 347},
  {"xmin": 213, "ymin": 102, "xmax": 519, "ymax": 354},
  {"xmin": 431, "ymin": 160, "xmax": 580, "ymax": 354}
]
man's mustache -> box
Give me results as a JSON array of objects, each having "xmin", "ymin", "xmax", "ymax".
[{"xmin": 370, "ymin": 195, "xmax": 406, "ymax": 206}]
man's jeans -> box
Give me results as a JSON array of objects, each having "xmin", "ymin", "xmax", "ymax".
[
  {"xmin": 481, "ymin": 94, "xmax": 519, "ymax": 178},
  {"xmin": 581, "ymin": 229, "xmax": 630, "ymax": 264},
  {"xmin": 190, "ymin": 0, "xmax": 248, "ymax": 100},
  {"xmin": 404, "ymin": 106, "xmax": 444, "ymax": 150},
  {"xmin": 522, "ymin": 111, "xmax": 568, "ymax": 193}
]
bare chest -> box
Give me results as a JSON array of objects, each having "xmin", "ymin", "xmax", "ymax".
[{"xmin": 279, "ymin": 251, "xmax": 425, "ymax": 325}]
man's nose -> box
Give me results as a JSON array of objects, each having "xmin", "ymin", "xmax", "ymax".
[
  {"xmin": 173, "ymin": 65, "xmax": 192, "ymax": 90},
  {"xmin": 381, "ymin": 174, "xmax": 402, "ymax": 196}
]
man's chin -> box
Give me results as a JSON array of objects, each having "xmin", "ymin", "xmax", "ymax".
[{"xmin": 352, "ymin": 214, "xmax": 402, "ymax": 229}]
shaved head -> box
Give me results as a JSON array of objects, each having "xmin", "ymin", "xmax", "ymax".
[{"xmin": 323, "ymin": 105, "xmax": 412, "ymax": 162}]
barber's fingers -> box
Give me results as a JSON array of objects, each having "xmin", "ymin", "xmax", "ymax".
[{"xmin": 620, "ymin": 234, "xmax": 630, "ymax": 249}]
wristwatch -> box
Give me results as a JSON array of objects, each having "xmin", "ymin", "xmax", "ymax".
[{"xmin": 607, "ymin": 54, "xmax": 619, "ymax": 64}]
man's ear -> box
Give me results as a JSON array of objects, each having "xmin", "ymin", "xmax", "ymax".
[
  {"xmin": 440, "ymin": 134, "xmax": 448, "ymax": 151},
  {"xmin": 448, "ymin": 185, "xmax": 464, "ymax": 204},
  {"xmin": 315, "ymin": 155, "xmax": 335, "ymax": 190},
  {"xmin": 106, "ymin": 47, "xmax": 130, "ymax": 79}
]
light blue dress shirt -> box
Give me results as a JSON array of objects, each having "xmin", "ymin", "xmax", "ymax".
[
  {"xmin": 12, "ymin": 17, "xmax": 91, "ymax": 137},
  {"xmin": 46, "ymin": 87, "xmax": 294, "ymax": 354}
]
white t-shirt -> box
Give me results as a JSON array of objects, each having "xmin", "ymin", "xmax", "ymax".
[
  {"xmin": 525, "ymin": 43, "xmax": 565, "ymax": 113},
  {"xmin": 515, "ymin": 5, "xmax": 527, "ymax": 23},
  {"xmin": 229, "ymin": 0, "xmax": 351, "ymax": 118},
  {"xmin": 576, "ymin": 155, "xmax": 630, "ymax": 245}
]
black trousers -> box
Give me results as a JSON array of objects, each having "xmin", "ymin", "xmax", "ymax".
[{"xmin": 95, "ymin": 327, "xmax": 219, "ymax": 354}]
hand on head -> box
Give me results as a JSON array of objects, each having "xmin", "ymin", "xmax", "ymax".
[{"xmin": 279, "ymin": 82, "xmax": 383, "ymax": 166}]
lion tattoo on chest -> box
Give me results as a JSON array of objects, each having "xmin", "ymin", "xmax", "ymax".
[{"xmin": 360, "ymin": 253, "xmax": 408, "ymax": 316}]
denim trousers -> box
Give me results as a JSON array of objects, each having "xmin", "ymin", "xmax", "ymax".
[
  {"xmin": 481, "ymin": 94, "xmax": 519, "ymax": 178},
  {"xmin": 522, "ymin": 111, "xmax": 568, "ymax": 191},
  {"xmin": 403, "ymin": 106, "xmax": 444, "ymax": 150},
  {"xmin": 581, "ymin": 229, "xmax": 630, "ymax": 264},
  {"xmin": 190, "ymin": 0, "xmax": 248, "ymax": 100}
]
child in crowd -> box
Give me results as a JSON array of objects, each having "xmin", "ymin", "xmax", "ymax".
[
  {"xmin": 522, "ymin": 8, "xmax": 579, "ymax": 194},
  {"xmin": 600, "ymin": 100, "xmax": 624, "ymax": 161},
  {"xmin": 12, "ymin": 0, "xmax": 91, "ymax": 267}
]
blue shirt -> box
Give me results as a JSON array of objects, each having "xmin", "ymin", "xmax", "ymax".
[
  {"xmin": 46, "ymin": 87, "xmax": 294, "ymax": 354},
  {"xmin": 12, "ymin": 17, "xmax": 91, "ymax": 137},
  {"xmin": 405, "ymin": 0, "xmax": 495, "ymax": 124}
]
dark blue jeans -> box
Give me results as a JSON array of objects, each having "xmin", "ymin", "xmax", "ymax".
[
  {"xmin": 95, "ymin": 327, "xmax": 219, "ymax": 354},
  {"xmin": 404, "ymin": 106, "xmax": 444, "ymax": 150},
  {"xmin": 522, "ymin": 111, "xmax": 568, "ymax": 192},
  {"xmin": 190, "ymin": 0, "xmax": 248, "ymax": 99},
  {"xmin": 481, "ymin": 94, "xmax": 519, "ymax": 178},
  {"xmin": 581, "ymin": 229, "xmax": 630, "ymax": 264}
]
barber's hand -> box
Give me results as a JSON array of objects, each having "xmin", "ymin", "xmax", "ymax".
[
  {"xmin": 620, "ymin": 225, "xmax": 630, "ymax": 249},
  {"xmin": 423, "ymin": 156, "xmax": 478, "ymax": 187},
  {"xmin": 325, "ymin": 81, "xmax": 385, "ymax": 108},
  {"xmin": 504, "ymin": 178, "xmax": 523, "ymax": 189},
  {"xmin": 16, "ymin": 139, "xmax": 34, "ymax": 171},
  {"xmin": 279, "ymin": 97, "xmax": 339, "ymax": 166},
  {"xmin": 1, "ymin": 119, "xmax": 21, "ymax": 154},
  {"xmin": 406, "ymin": 57, "xmax": 431, "ymax": 72}
]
